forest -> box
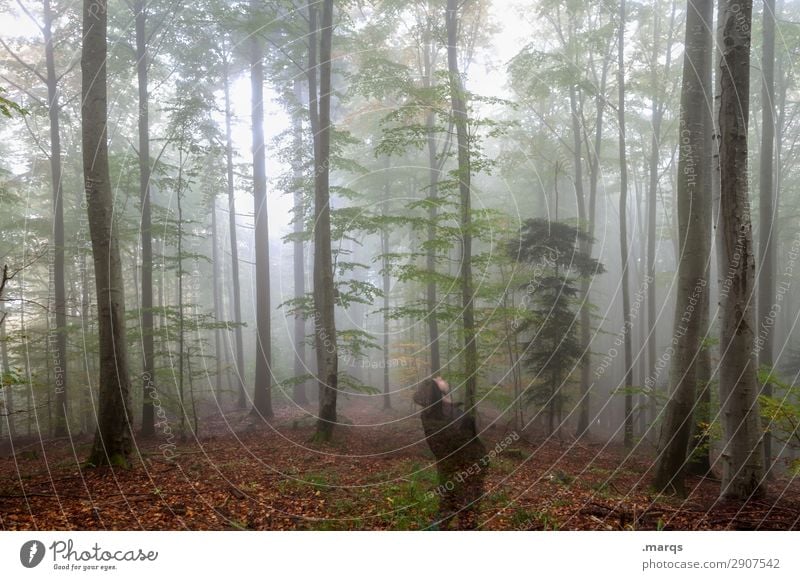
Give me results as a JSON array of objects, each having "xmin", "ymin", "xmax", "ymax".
[{"xmin": 1, "ymin": 0, "xmax": 799, "ymax": 531}]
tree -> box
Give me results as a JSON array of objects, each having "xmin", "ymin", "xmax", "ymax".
[
  {"xmin": 652, "ymin": 0, "xmax": 712, "ymax": 495},
  {"xmin": 446, "ymin": 0, "xmax": 478, "ymax": 415},
  {"xmin": 291, "ymin": 79, "xmax": 308, "ymax": 406},
  {"xmin": 250, "ymin": 0, "xmax": 273, "ymax": 418},
  {"xmin": 34, "ymin": 0, "xmax": 68, "ymax": 437},
  {"xmin": 420, "ymin": 2, "xmax": 444, "ymax": 379},
  {"xmin": 82, "ymin": 0, "xmax": 133, "ymax": 467},
  {"xmin": 222, "ymin": 43, "xmax": 247, "ymax": 408},
  {"xmin": 758, "ymin": 0, "xmax": 777, "ymax": 471},
  {"xmin": 644, "ymin": 0, "xmax": 678, "ymax": 439},
  {"xmin": 1, "ymin": 0, "xmax": 73, "ymax": 438},
  {"xmin": 717, "ymin": 0, "xmax": 764, "ymax": 500},
  {"xmin": 209, "ymin": 179, "xmax": 224, "ymax": 399},
  {"xmin": 508, "ymin": 3, "xmax": 614, "ymax": 438},
  {"xmin": 309, "ymin": 0, "xmax": 338, "ymax": 441},
  {"xmin": 135, "ymin": 0, "xmax": 156, "ymax": 437},
  {"xmin": 380, "ymin": 159, "xmax": 393, "ymax": 410},
  {"xmin": 175, "ymin": 149, "xmax": 189, "ymax": 437},
  {"xmin": 513, "ymin": 219, "xmax": 604, "ymax": 436},
  {"xmin": 617, "ymin": 0, "xmax": 634, "ymax": 448}
]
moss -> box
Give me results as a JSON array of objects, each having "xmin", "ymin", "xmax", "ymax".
[
  {"xmin": 85, "ymin": 451, "xmax": 129, "ymax": 469},
  {"xmin": 109, "ymin": 453, "xmax": 130, "ymax": 468}
]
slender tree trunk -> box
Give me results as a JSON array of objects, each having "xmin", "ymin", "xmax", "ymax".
[
  {"xmin": 21, "ymin": 302, "xmax": 30, "ymax": 438},
  {"xmin": 250, "ymin": 1, "xmax": 273, "ymax": 418},
  {"xmin": 653, "ymin": 0, "xmax": 713, "ymax": 495},
  {"xmin": 689, "ymin": 2, "xmax": 715, "ymax": 472},
  {"xmin": 422, "ymin": 20, "xmax": 441, "ymax": 377},
  {"xmin": 222, "ymin": 52, "xmax": 247, "ymax": 409},
  {"xmin": 570, "ymin": 83, "xmax": 591, "ymax": 438},
  {"xmin": 712, "ymin": 0, "xmax": 726, "ymax": 232},
  {"xmin": 571, "ymin": 29, "xmax": 612, "ymax": 440},
  {"xmin": 645, "ymin": 0, "xmax": 678, "ymax": 439},
  {"xmin": 135, "ymin": 0, "xmax": 155, "ymax": 436},
  {"xmin": 757, "ymin": 0, "xmax": 776, "ymax": 472},
  {"xmin": 310, "ymin": 0, "xmax": 338, "ymax": 441},
  {"xmin": 446, "ymin": 0, "xmax": 477, "ymax": 415},
  {"xmin": 617, "ymin": 0, "xmax": 634, "ymax": 449},
  {"xmin": 187, "ymin": 337, "xmax": 198, "ymax": 434},
  {"xmin": 645, "ymin": 52, "xmax": 661, "ymax": 436},
  {"xmin": 717, "ymin": 0, "xmax": 764, "ymax": 500},
  {"xmin": 633, "ymin": 168, "xmax": 648, "ymax": 438},
  {"xmin": 645, "ymin": 9, "xmax": 662, "ymax": 437},
  {"xmin": 581, "ymin": 59, "xmax": 610, "ymax": 440},
  {"xmin": 381, "ymin": 163, "xmax": 392, "ymax": 410},
  {"xmin": 586, "ymin": 52, "xmax": 609, "ymax": 247},
  {"xmin": 291, "ymin": 80, "xmax": 308, "ymax": 405},
  {"xmin": 43, "ymin": 0, "xmax": 68, "ymax": 437},
  {"xmin": 210, "ymin": 197, "xmax": 223, "ymax": 398},
  {"xmin": 82, "ymin": 0, "xmax": 133, "ymax": 467},
  {"xmin": 177, "ymin": 160, "xmax": 185, "ymax": 437}
]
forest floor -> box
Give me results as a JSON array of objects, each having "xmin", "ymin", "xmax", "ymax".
[{"xmin": 1, "ymin": 399, "xmax": 799, "ymax": 531}]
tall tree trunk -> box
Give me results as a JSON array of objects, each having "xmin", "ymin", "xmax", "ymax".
[
  {"xmin": 645, "ymin": 24, "xmax": 661, "ymax": 439},
  {"xmin": 135, "ymin": 0, "xmax": 155, "ymax": 436},
  {"xmin": 43, "ymin": 0, "xmax": 68, "ymax": 437},
  {"xmin": 187, "ymin": 329, "xmax": 198, "ymax": 434},
  {"xmin": 177, "ymin": 160, "xmax": 186, "ymax": 437},
  {"xmin": 381, "ymin": 163, "xmax": 392, "ymax": 410},
  {"xmin": 222, "ymin": 51, "xmax": 247, "ymax": 409},
  {"xmin": 446, "ymin": 0, "xmax": 477, "ymax": 415},
  {"xmin": 653, "ymin": 0, "xmax": 713, "ymax": 495},
  {"xmin": 757, "ymin": 0, "xmax": 776, "ymax": 472},
  {"xmin": 291, "ymin": 80, "xmax": 308, "ymax": 405},
  {"xmin": 570, "ymin": 25, "xmax": 613, "ymax": 440},
  {"xmin": 617, "ymin": 0, "xmax": 634, "ymax": 448},
  {"xmin": 310, "ymin": 0, "xmax": 338, "ymax": 441},
  {"xmin": 717, "ymin": 0, "xmax": 764, "ymax": 500},
  {"xmin": 645, "ymin": 0, "xmax": 678, "ymax": 439},
  {"xmin": 422, "ymin": 16, "xmax": 441, "ymax": 377},
  {"xmin": 571, "ymin": 82, "xmax": 591, "ymax": 437},
  {"xmin": 250, "ymin": 0, "xmax": 273, "ymax": 418},
  {"xmin": 582, "ymin": 55, "xmax": 610, "ymax": 437},
  {"xmin": 210, "ymin": 196, "xmax": 223, "ymax": 398},
  {"xmin": 712, "ymin": 0, "xmax": 726, "ymax": 234},
  {"xmin": 82, "ymin": 0, "xmax": 133, "ymax": 467}
]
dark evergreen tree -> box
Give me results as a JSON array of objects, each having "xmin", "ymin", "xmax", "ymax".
[{"xmin": 511, "ymin": 219, "xmax": 604, "ymax": 436}]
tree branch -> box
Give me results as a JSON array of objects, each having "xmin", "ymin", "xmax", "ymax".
[
  {"xmin": 0, "ymin": 75, "xmax": 44, "ymax": 107},
  {"xmin": 15, "ymin": 0, "xmax": 44, "ymax": 34},
  {"xmin": 0, "ymin": 37, "xmax": 46, "ymax": 84}
]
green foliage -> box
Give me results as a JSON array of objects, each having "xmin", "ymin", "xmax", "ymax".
[
  {"xmin": 509, "ymin": 507, "xmax": 561, "ymax": 530},
  {"xmin": 337, "ymin": 373, "xmax": 381, "ymax": 396},
  {"xmin": 513, "ymin": 219, "xmax": 604, "ymax": 430},
  {"xmin": 1, "ymin": 367, "xmax": 25, "ymax": 387},
  {"xmin": 758, "ymin": 367, "xmax": 800, "ymax": 473},
  {"xmin": 0, "ymin": 88, "xmax": 27, "ymax": 119},
  {"xmin": 376, "ymin": 462, "xmax": 439, "ymax": 529}
]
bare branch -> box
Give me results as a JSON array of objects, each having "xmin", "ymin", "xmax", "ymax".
[
  {"xmin": 55, "ymin": 55, "xmax": 80, "ymax": 84},
  {"xmin": 15, "ymin": 0, "xmax": 44, "ymax": 34},
  {"xmin": 0, "ymin": 37, "xmax": 46, "ymax": 84},
  {"xmin": 0, "ymin": 75, "xmax": 44, "ymax": 107},
  {"xmin": 21, "ymin": 113, "xmax": 51, "ymax": 159}
]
